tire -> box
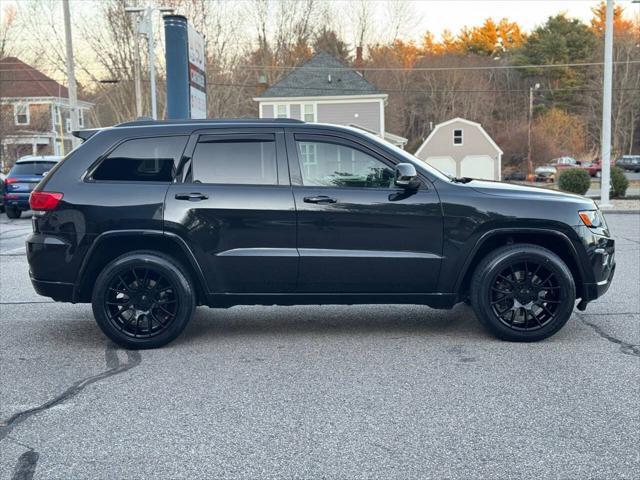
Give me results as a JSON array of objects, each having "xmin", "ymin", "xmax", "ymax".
[
  {"xmin": 91, "ymin": 250, "xmax": 196, "ymax": 349},
  {"xmin": 6, "ymin": 207, "xmax": 21, "ymax": 219},
  {"xmin": 470, "ymin": 244, "xmax": 576, "ymax": 342}
]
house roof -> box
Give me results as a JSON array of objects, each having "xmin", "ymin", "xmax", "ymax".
[
  {"xmin": 0, "ymin": 57, "xmax": 69, "ymax": 98},
  {"xmin": 257, "ymin": 52, "xmax": 381, "ymax": 98},
  {"xmin": 349, "ymin": 123, "xmax": 408, "ymax": 146},
  {"xmin": 414, "ymin": 117, "xmax": 503, "ymax": 157}
]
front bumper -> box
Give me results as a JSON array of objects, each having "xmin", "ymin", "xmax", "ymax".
[
  {"xmin": 574, "ymin": 225, "xmax": 615, "ymax": 304},
  {"xmin": 582, "ymin": 262, "xmax": 615, "ymax": 303}
]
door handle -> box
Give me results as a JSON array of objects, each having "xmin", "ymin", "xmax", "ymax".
[
  {"xmin": 303, "ymin": 195, "xmax": 337, "ymax": 204},
  {"xmin": 175, "ymin": 192, "xmax": 209, "ymax": 201}
]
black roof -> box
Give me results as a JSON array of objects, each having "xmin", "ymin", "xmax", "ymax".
[{"xmin": 258, "ymin": 52, "xmax": 381, "ymax": 98}]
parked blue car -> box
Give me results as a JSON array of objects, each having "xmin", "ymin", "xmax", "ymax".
[{"xmin": 3, "ymin": 156, "xmax": 61, "ymax": 218}]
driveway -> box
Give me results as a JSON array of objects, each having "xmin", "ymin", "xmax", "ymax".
[{"xmin": 1, "ymin": 213, "xmax": 638, "ymax": 479}]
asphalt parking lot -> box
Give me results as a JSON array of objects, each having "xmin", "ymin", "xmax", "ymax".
[{"xmin": 0, "ymin": 213, "xmax": 638, "ymax": 479}]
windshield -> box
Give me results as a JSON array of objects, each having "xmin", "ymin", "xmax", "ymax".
[
  {"xmin": 356, "ymin": 129, "xmax": 451, "ymax": 182},
  {"xmin": 10, "ymin": 161, "xmax": 58, "ymax": 176}
]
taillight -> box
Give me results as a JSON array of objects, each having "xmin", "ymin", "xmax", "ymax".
[
  {"xmin": 5, "ymin": 177, "xmax": 18, "ymax": 184},
  {"xmin": 29, "ymin": 191, "xmax": 63, "ymax": 211}
]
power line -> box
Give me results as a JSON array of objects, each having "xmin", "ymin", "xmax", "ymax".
[
  {"xmin": 2, "ymin": 78, "xmax": 637, "ymax": 96},
  {"xmin": 237, "ymin": 60, "xmax": 640, "ymax": 71},
  {"xmin": 1, "ymin": 59, "xmax": 639, "ymax": 75}
]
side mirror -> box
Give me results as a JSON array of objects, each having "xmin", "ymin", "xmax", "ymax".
[{"xmin": 394, "ymin": 163, "xmax": 419, "ymax": 189}]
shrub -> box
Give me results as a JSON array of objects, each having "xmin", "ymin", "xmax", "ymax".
[
  {"xmin": 610, "ymin": 166, "xmax": 628, "ymax": 198},
  {"xmin": 558, "ymin": 168, "xmax": 591, "ymax": 195}
]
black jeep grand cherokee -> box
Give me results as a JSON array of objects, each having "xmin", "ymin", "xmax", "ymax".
[{"xmin": 26, "ymin": 119, "xmax": 615, "ymax": 348}]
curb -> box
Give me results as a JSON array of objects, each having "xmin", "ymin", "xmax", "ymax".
[{"xmin": 599, "ymin": 210, "xmax": 640, "ymax": 214}]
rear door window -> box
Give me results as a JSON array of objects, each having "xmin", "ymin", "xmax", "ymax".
[
  {"xmin": 190, "ymin": 135, "xmax": 278, "ymax": 185},
  {"xmin": 91, "ymin": 136, "xmax": 187, "ymax": 182}
]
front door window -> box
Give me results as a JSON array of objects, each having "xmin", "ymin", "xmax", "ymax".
[{"xmin": 296, "ymin": 141, "xmax": 394, "ymax": 188}]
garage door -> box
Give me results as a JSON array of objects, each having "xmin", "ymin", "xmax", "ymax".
[
  {"xmin": 425, "ymin": 156, "xmax": 456, "ymax": 177},
  {"xmin": 461, "ymin": 155, "xmax": 495, "ymax": 180}
]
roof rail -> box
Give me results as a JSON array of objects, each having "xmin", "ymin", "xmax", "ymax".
[{"xmin": 114, "ymin": 118, "xmax": 305, "ymax": 128}]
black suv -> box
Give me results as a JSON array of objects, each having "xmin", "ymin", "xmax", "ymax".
[{"xmin": 26, "ymin": 119, "xmax": 615, "ymax": 348}]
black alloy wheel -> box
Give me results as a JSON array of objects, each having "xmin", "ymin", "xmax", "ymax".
[
  {"xmin": 92, "ymin": 251, "xmax": 195, "ymax": 349},
  {"xmin": 104, "ymin": 266, "xmax": 179, "ymax": 339},
  {"xmin": 470, "ymin": 244, "xmax": 576, "ymax": 342},
  {"xmin": 489, "ymin": 260, "xmax": 562, "ymax": 331}
]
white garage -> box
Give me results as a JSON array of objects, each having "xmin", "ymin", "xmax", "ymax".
[{"xmin": 414, "ymin": 118, "xmax": 503, "ymax": 181}]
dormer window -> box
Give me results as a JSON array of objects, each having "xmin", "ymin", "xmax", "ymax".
[
  {"xmin": 453, "ymin": 129, "xmax": 463, "ymax": 145},
  {"xmin": 14, "ymin": 103, "xmax": 29, "ymax": 125}
]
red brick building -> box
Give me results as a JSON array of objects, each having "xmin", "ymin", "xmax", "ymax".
[{"xmin": 0, "ymin": 57, "xmax": 92, "ymax": 167}]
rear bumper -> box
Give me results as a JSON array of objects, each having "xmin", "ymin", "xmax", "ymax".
[
  {"xmin": 26, "ymin": 232, "xmax": 79, "ymax": 302},
  {"xmin": 3, "ymin": 193, "xmax": 30, "ymax": 209},
  {"xmin": 30, "ymin": 276, "xmax": 75, "ymax": 302}
]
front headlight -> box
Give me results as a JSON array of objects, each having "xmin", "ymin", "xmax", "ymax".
[{"xmin": 579, "ymin": 210, "xmax": 604, "ymax": 229}]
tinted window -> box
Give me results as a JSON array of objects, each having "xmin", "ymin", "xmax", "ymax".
[
  {"xmin": 296, "ymin": 141, "xmax": 394, "ymax": 188},
  {"xmin": 92, "ymin": 136, "xmax": 186, "ymax": 182},
  {"xmin": 10, "ymin": 161, "xmax": 57, "ymax": 176},
  {"xmin": 191, "ymin": 138, "xmax": 277, "ymax": 185}
]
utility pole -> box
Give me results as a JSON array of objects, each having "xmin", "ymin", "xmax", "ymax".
[
  {"xmin": 125, "ymin": 4, "xmax": 174, "ymax": 120},
  {"xmin": 600, "ymin": 0, "xmax": 614, "ymax": 208},
  {"xmin": 133, "ymin": 28, "xmax": 143, "ymax": 118},
  {"xmin": 146, "ymin": 4, "xmax": 157, "ymax": 120},
  {"xmin": 527, "ymin": 83, "xmax": 540, "ymax": 180},
  {"xmin": 62, "ymin": 0, "xmax": 80, "ymax": 148}
]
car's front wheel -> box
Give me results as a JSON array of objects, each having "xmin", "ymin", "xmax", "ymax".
[
  {"xmin": 92, "ymin": 251, "xmax": 196, "ymax": 349},
  {"xmin": 470, "ymin": 244, "xmax": 576, "ymax": 342}
]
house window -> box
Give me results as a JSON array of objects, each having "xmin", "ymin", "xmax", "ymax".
[
  {"xmin": 14, "ymin": 104, "xmax": 29, "ymax": 125},
  {"xmin": 275, "ymin": 104, "xmax": 288, "ymax": 118},
  {"xmin": 303, "ymin": 104, "xmax": 315, "ymax": 122},
  {"xmin": 453, "ymin": 129, "xmax": 463, "ymax": 145},
  {"xmin": 66, "ymin": 118, "xmax": 72, "ymax": 133},
  {"xmin": 78, "ymin": 109, "xmax": 85, "ymax": 127},
  {"xmin": 298, "ymin": 142, "xmax": 317, "ymax": 177}
]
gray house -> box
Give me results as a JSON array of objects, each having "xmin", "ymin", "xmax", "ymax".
[
  {"xmin": 414, "ymin": 117, "xmax": 502, "ymax": 180},
  {"xmin": 254, "ymin": 52, "xmax": 407, "ymax": 148}
]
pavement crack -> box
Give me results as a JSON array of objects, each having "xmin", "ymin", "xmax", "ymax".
[
  {"xmin": 576, "ymin": 313, "xmax": 640, "ymax": 357},
  {"xmin": 10, "ymin": 450, "xmax": 39, "ymax": 480},
  {"xmin": 0, "ymin": 343, "xmax": 142, "ymax": 442}
]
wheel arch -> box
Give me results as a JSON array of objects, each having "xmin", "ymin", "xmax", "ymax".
[
  {"xmin": 74, "ymin": 230, "xmax": 208, "ymax": 304},
  {"xmin": 456, "ymin": 228, "xmax": 588, "ymax": 301}
]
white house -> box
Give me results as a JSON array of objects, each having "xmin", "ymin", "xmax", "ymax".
[
  {"xmin": 254, "ymin": 52, "xmax": 407, "ymax": 149},
  {"xmin": 414, "ymin": 117, "xmax": 503, "ymax": 180}
]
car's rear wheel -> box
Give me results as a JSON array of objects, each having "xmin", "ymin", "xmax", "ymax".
[
  {"xmin": 5, "ymin": 207, "xmax": 21, "ymax": 219},
  {"xmin": 92, "ymin": 251, "xmax": 196, "ymax": 349},
  {"xmin": 470, "ymin": 244, "xmax": 575, "ymax": 342}
]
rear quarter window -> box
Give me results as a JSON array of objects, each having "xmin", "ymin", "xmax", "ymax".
[{"xmin": 91, "ymin": 136, "xmax": 187, "ymax": 182}]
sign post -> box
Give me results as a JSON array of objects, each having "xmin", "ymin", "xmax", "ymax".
[
  {"xmin": 163, "ymin": 15, "xmax": 206, "ymax": 119},
  {"xmin": 187, "ymin": 25, "xmax": 207, "ymax": 119}
]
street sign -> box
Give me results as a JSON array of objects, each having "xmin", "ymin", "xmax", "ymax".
[{"xmin": 187, "ymin": 25, "xmax": 206, "ymax": 119}]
